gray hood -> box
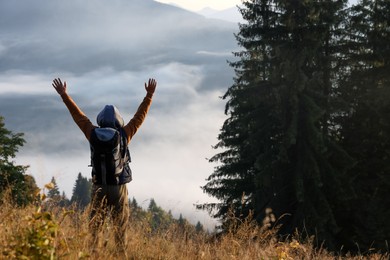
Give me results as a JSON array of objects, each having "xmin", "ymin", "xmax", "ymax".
[{"xmin": 96, "ymin": 105, "xmax": 124, "ymax": 129}]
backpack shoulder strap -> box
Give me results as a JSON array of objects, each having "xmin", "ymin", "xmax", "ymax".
[{"xmin": 119, "ymin": 128, "xmax": 131, "ymax": 163}]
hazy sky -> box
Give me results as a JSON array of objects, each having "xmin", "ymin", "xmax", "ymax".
[{"xmin": 156, "ymin": 0, "xmax": 242, "ymax": 11}]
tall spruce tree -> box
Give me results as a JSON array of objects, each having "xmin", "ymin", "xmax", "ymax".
[
  {"xmin": 47, "ymin": 176, "xmax": 61, "ymax": 200},
  {"xmin": 337, "ymin": 0, "xmax": 390, "ymax": 251},
  {"xmin": 147, "ymin": 198, "xmax": 174, "ymax": 232},
  {"xmin": 198, "ymin": 0, "xmax": 283, "ymax": 226},
  {"xmin": 199, "ymin": 0, "xmax": 355, "ymax": 250},
  {"xmin": 71, "ymin": 172, "xmax": 92, "ymax": 209}
]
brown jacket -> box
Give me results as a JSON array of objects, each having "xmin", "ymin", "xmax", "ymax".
[{"xmin": 60, "ymin": 92, "xmax": 153, "ymax": 143}]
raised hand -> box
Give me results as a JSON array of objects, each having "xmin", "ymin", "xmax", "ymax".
[
  {"xmin": 145, "ymin": 78, "xmax": 157, "ymax": 95},
  {"xmin": 52, "ymin": 78, "xmax": 67, "ymax": 95}
]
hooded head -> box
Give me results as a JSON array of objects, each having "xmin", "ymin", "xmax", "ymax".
[{"xmin": 96, "ymin": 105, "xmax": 124, "ymax": 129}]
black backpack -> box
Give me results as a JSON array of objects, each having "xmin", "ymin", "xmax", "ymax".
[{"xmin": 89, "ymin": 127, "xmax": 131, "ymax": 185}]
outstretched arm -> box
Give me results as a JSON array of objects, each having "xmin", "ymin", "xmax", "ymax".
[
  {"xmin": 52, "ymin": 78, "xmax": 95, "ymax": 140},
  {"xmin": 124, "ymin": 78, "xmax": 157, "ymax": 143}
]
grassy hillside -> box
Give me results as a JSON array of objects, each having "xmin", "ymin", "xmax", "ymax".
[{"xmin": 0, "ymin": 191, "xmax": 387, "ymax": 259}]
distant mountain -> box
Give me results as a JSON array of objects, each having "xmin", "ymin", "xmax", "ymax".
[
  {"xmin": 0, "ymin": 0, "xmax": 238, "ymax": 74},
  {"xmin": 197, "ymin": 6, "xmax": 244, "ymax": 24},
  {"xmin": 197, "ymin": 7, "xmax": 218, "ymax": 17}
]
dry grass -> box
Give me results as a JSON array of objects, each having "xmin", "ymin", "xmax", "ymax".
[{"xmin": 0, "ymin": 195, "xmax": 387, "ymax": 260}]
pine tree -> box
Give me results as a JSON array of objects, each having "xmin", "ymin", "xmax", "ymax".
[
  {"xmin": 337, "ymin": 0, "xmax": 390, "ymax": 251},
  {"xmin": 47, "ymin": 176, "xmax": 61, "ymax": 200},
  {"xmin": 178, "ymin": 213, "xmax": 185, "ymax": 227},
  {"xmin": 70, "ymin": 172, "xmax": 92, "ymax": 209},
  {"xmin": 58, "ymin": 191, "xmax": 70, "ymax": 207},
  {"xmin": 131, "ymin": 197, "xmax": 138, "ymax": 209},
  {"xmin": 147, "ymin": 198, "xmax": 174, "ymax": 232},
  {"xmin": 199, "ymin": 0, "xmax": 355, "ymax": 250},
  {"xmin": 195, "ymin": 221, "xmax": 204, "ymax": 233},
  {"xmin": 0, "ymin": 116, "xmax": 37, "ymax": 206},
  {"xmin": 198, "ymin": 0, "xmax": 283, "ymax": 225},
  {"xmin": 129, "ymin": 197, "xmax": 147, "ymax": 221}
]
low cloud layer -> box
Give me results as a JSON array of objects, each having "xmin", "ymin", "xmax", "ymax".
[{"xmin": 0, "ymin": 0, "xmax": 238, "ymax": 227}]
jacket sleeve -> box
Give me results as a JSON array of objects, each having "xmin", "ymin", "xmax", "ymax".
[
  {"xmin": 60, "ymin": 93, "xmax": 95, "ymax": 141},
  {"xmin": 123, "ymin": 92, "xmax": 153, "ymax": 143}
]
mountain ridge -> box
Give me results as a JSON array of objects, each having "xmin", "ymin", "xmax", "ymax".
[
  {"xmin": 0, "ymin": 0, "xmax": 237, "ymax": 74},
  {"xmin": 197, "ymin": 6, "xmax": 243, "ymax": 24}
]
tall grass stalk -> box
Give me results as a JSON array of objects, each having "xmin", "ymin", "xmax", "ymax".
[{"xmin": 0, "ymin": 192, "xmax": 387, "ymax": 259}]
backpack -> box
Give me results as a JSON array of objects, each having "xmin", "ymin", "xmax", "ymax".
[{"xmin": 89, "ymin": 127, "xmax": 132, "ymax": 185}]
